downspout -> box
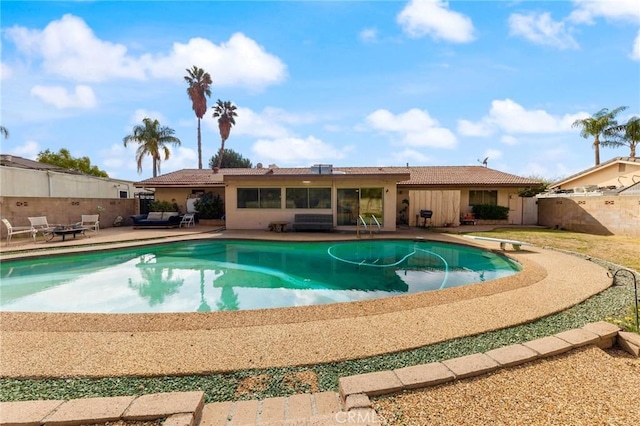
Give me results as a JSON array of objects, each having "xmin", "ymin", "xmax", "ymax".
[{"xmin": 47, "ymin": 171, "xmax": 53, "ymax": 197}]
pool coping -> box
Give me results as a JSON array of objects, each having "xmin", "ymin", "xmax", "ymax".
[{"xmin": 0, "ymin": 228, "xmax": 614, "ymax": 378}]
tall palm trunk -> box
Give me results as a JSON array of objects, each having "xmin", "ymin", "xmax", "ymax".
[
  {"xmin": 216, "ymin": 138, "xmax": 226, "ymax": 170},
  {"xmin": 197, "ymin": 118, "xmax": 202, "ymax": 169},
  {"xmin": 593, "ymin": 135, "xmax": 600, "ymax": 166}
]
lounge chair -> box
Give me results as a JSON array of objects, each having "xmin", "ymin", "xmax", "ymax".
[
  {"xmin": 179, "ymin": 213, "xmax": 195, "ymax": 228},
  {"xmin": 2, "ymin": 218, "xmax": 36, "ymax": 246},
  {"xmin": 28, "ymin": 216, "xmax": 55, "ymax": 241},
  {"xmin": 78, "ymin": 214, "xmax": 100, "ymax": 233}
]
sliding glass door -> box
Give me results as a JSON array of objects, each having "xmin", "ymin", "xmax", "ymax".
[{"xmin": 336, "ymin": 188, "xmax": 383, "ymax": 226}]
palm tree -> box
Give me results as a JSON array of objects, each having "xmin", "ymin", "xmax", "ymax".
[
  {"xmin": 0, "ymin": 126, "xmax": 9, "ymax": 139},
  {"xmin": 184, "ymin": 66, "xmax": 212, "ymax": 169},
  {"xmin": 212, "ymin": 100, "xmax": 238, "ymax": 171},
  {"xmin": 608, "ymin": 116, "xmax": 640, "ymax": 157},
  {"xmin": 572, "ymin": 106, "xmax": 627, "ymax": 166},
  {"xmin": 123, "ymin": 117, "xmax": 181, "ymax": 177}
]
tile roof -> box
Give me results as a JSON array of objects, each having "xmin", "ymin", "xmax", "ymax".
[
  {"xmin": 550, "ymin": 156, "xmax": 640, "ymax": 188},
  {"xmin": 135, "ymin": 165, "xmax": 541, "ymax": 187},
  {"xmin": 0, "ymin": 154, "xmax": 81, "ymax": 174}
]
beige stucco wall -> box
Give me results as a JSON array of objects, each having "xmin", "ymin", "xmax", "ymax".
[
  {"xmin": 0, "ymin": 196, "xmax": 136, "ymax": 237},
  {"xmin": 1, "ymin": 167, "xmax": 136, "ymax": 198},
  {"xmin": 402, "ymin": 188, "xmax": 525, "ymax": 226},
  {"xmin": 538, "ymin": 196, "xmax": 640, "ymax": 237},
  {"xmin": 153, "ymin": 187, "xmax": 224, "ymax": 213},
  {"xmin": 224, "ymin": 176, "xmax": 400, "ymax": 231},
  {"xmin": 554, "ymin": 163, "xmax": 640, "ymax": 190}
]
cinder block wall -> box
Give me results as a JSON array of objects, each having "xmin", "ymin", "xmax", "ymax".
[
  {"xmin": 537, "ymin": 196, "xmax": 640, "ymax": 237},
  {"xmin": 0, "ymin": 196, "xmax": 136, "ymax": 237}
]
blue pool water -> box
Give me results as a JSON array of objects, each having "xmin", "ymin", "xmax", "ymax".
[{"xmin": 0, "ymin": 239, "xmax": 521, "ymax": 313}]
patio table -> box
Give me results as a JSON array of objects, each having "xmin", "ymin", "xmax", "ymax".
[{"xmin": 45, "ymin": 224, "xmax": 88, "ymax": 242}]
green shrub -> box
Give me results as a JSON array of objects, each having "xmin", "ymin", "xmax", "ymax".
[
  {"xmin": 148, "ymin": 200, "xmax": 179, "ymax": 212},
  {"xmin": 194, "ymin": 192, "xmax": 225, "ymax": 219},
  {"xmin": 472, "ymin": 204, "xmax": 509, "ymax": 220}
]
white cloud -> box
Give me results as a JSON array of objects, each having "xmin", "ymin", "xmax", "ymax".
[
  {"xmin": 147, "ymin": 33, "xmax": 287, "ymax": 90},
  {"xmin": 0, "ymin": 62, "xmax": 12, "ymax": 80},
  {"xmin": 359, "ymin": 28, "xmax": 378, "ymax": 43},
  {"xmin": 631, "ymin": 30, "xmax": 640, "ymax": 61},
  {"xmin": 102, "ymin": 142, "xmax": 196, "ymax": 178},
  {"xmin": 569, "ymin": 0, "xmax": 640, "ymax": 24},
  {"xmin": 365, "ymin": 108, "xmax": 457, "ymax": 149},
  {"xmin": 509, "ymin": 12, "xmax": 579, "ymax": 49},
  {"xmin": 30, "ymin": 85, "xmax": 97, "ymax": 109},
  {"xmin": 8, "ymin": 140, "xmax": 40, "ymax": 159},
  {"xmin": 489, "ymin": 99, "xmax": 588, "ymax": 134},
  {"xmin": 6, "ymin": 14, "xmax": 146, "ymax": 82},
  {"xmin": 389, "ymin": 149, "xmax": 431, "ymax": 164},
  {"xmin": 397, "ymin": 0, "xmax": 475, "ymax": 43},
  {"xmin": 217, "ymin": 106, "xmax": 316, "ymax": 139},
  {"xmin": 457, "ymin": 119, "xmax": 493, "ymax": 137},
  {"xmin": 462, "ymin": 99, "xmax": 589, "ymax": 135},
  {"xmin": 5, "ymin": 15, "xmax": 287, "ymax": 90},
  {"xmin": 252, "ymin": 136, "xmax": 352, "ymax": 164}
]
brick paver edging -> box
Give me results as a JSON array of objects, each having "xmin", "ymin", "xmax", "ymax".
[
  {"xmin": 0, "ymin": 391, "xmax": 204, "ymax": 426},
  {"xmin": 338, "ymin": 321, "xmax": 626, "ymax": 403},
  {"xmin": 2, "ymin": 322, "xmax": 637, "ymax": 426}
]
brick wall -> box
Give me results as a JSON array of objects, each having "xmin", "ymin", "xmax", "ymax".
[
  {"xmin": 537, "ymin": 196, "xmax": 640, "ymax": 237},
  {"xmin": 0, "ymin": 196, "xmax": 136, "ymax": 238}
]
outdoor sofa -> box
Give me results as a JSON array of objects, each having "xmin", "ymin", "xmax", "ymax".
[{"xmin": 131, "ymin": 212, "xmax": 182, "ymax": 229}]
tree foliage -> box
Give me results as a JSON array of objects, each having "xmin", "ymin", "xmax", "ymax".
[
  {"xmin": 37, "ymin": 148, "xmax": 109, "ymax": 177},
  {"xmin": 212, "ymin": 100, "xmax": 238, "ymax": 170},
  {"xmin": 184, "ymin": 65, "xmax": 212, "ymax": 169},
  {"xmin": 193, "ymin": 192, "xmax": 225, "ymax": 219},
  {"xmin": 148, "ymin": 200, "xmax": 179, "ymax": 212},
  {"xmin": 0, "ymin": 126, "xmax": 8, "ymax": 139},
  {"xmin": 517, "ymin": 175, "xmax": 555, "ymax": 197},
  {"xmin": 123, "ymin": 117, "xmax": 181, "ymax": 178},
  {"xmin": 608, "ymin": 116, "xmax": 640, "ymax": 157},
  {"xmin": 208, "ymin": 148, "xmax": 252, "ymax": 169},
  {"xmin": 572, "ymin": 106, "xmax": 628, "ymax": 165}
]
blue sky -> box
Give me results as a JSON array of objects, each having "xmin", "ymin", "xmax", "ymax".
[{"xmin": 1, "ymin": 0, "xmax": 639, "ymax": 183}]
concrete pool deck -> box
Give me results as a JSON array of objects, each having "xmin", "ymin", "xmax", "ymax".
[{"xmin": 0, "ymin": 225, "xmax": 613, "ymax": 378}]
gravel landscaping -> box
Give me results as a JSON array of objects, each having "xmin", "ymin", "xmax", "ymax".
[{"xmin": 1, "ymin": 254, "xmax": 636, "ymax": 405}]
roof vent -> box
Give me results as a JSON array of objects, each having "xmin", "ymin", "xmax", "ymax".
[{"xmin": 310, "ymin": 164, "xmax": 333, "ymax": 175}]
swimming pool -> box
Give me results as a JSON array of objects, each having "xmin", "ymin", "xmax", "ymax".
[{"xmin": 0, "ymin": 239, "xmax": 521, "ymax": 313}]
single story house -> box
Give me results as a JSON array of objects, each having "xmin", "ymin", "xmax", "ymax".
[
  {"xmin": 134, "ymin": 164, "xmax": 541, "ymax": 231},
  {"xmin": 548, "ymin": 157, "xmax": 640, "ymax": 195}
]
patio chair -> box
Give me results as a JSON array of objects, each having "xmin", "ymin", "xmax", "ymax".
[
  {"xmin": 179, "ymin": 213, "xmax": 195, "ymax": 228},
  {"xmin": 2, "ymin": 218, "xmax": 36, "ymax": 246},
  {"xmin": 28, "ymin": 216, "xmax": 55, "ymax": 241},
  {"xmin": 78, "ymin": 214, "xmax": 100, "ymax": 233}
]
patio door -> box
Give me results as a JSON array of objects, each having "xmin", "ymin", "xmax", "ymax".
[
  {"xmin": 336, "ymin": 188, "xmax": 384, "ymax": 226},
  {"xmin": 337, "ymin": 189, "xmax": 359, "ymax": 226}
]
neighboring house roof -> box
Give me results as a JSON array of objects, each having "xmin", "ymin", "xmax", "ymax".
[
  {"xmin": 549, "ymin": 157, "xmax": 640, "ymax": 189},
  {"xmin": 134, "ymin": 165, "xmax": 540, "ymax": 188},
  {"xmin": 0, "ymin": 153, "xmax": 82, "ymax": 174}
]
